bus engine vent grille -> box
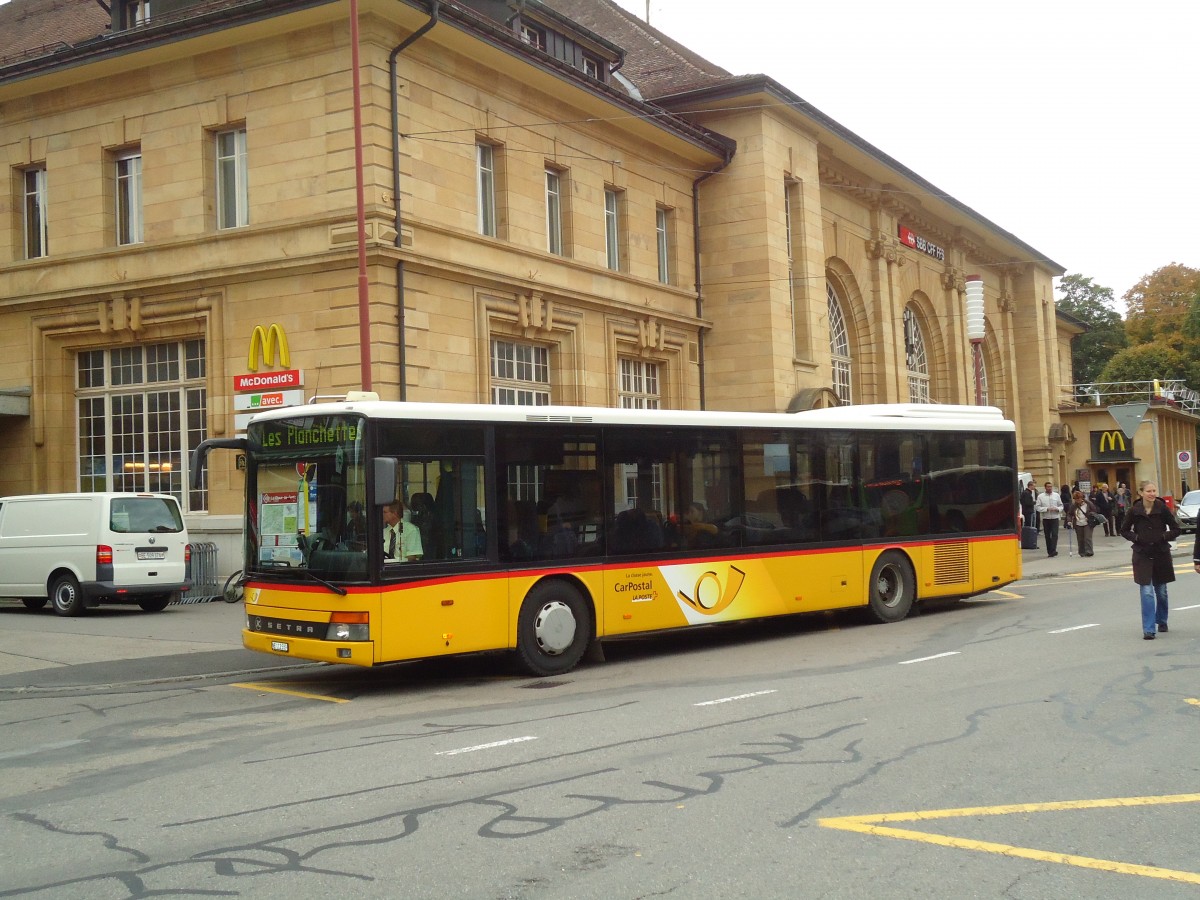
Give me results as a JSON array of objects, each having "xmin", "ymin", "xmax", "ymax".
[
  {"xmin": 932, "ymin": 541, "xmax": 970, "ymax": 584},
  {"xmin": 525, "ymin": 414, "xmax": 593, "ymax": 423}
]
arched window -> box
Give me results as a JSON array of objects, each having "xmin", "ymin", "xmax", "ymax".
[
  {"xmin": 903, "ymin": 306, "xmax": 930, "ymax": 403},
  {"xmin": 827, "ymin": 283, "xmax": 852, "ymax": 404},
  {"xmin": 977, "ymin": 351, "xmax": 989, "ymax": 406}
]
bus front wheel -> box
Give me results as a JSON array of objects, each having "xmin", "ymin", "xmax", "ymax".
[
  {"xmin": 516, "ymin": 582, "xmax": 593, "ymax": 676},
  {"xmin": 867, "ymin": 551, "xmax": 915, "ymax": 623}
]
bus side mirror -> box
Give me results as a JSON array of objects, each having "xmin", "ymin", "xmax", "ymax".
[{"xmin": 373, "ymin": 457, "xmax": 397, "ymax": 505}]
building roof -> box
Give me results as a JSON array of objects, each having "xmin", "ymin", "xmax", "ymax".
[
  {"xmin": 0, "ymin": 0, "xmax": 106, "ymax": 64},
  {"xmin": 539, "ymin": 0, "xmax": 737, "ymax": 98}
]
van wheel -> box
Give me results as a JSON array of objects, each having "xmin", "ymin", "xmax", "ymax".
[
  {"xmin": 138, "ymin": 594, "xmax": 173, "ymax": 612},
  {"xmin": 515, "ymin": 582, "xmax": 592, "ymax": 676},
  {"xmin": 22, "ymin": 597, "xmax": 48, "ymax": 611},
  {"xmin": 50, "ymin": 574, "xmax": 85, "ymax": 617},
  {"xmin": 867, "ymin": 551, "xmax": 915, "ymax": 623}
]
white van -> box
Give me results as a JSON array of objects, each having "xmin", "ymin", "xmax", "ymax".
[{"xmin": 0, "ymin": 492, "xmax": 191, "ymax": 616}]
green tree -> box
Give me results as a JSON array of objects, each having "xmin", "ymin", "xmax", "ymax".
[
  {"xmin": 1056, "ymin": 274, "xmax": 1126, "ymax": 385},
  {"xmin": 1123, "ymin": 263, "xmax": 1200, "ymax": 349},
  {"xmin": 1097, "ymin": 343, "xmax": 1188, "ymax": 388}
]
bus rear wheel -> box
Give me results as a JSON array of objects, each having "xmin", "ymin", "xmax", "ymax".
[
  {"xmin": 867, "ymin": 551, "xmax": 915, "ymax": 623},
  {"xmin": 516, "ymin": 582, "xmax": 592, "ymax": 676}
]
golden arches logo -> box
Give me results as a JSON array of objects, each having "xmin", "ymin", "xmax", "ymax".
[
  {"xmin": 1098, "ymin": 431, "xmax": 1127, "ymax": 453},
  {"xmin": 247, "ymin": 324, "xmax": 290, "ymax": 371},
  {"xmin": 677, "ymin": 565, "xmax": 747, "ymax": 616}
]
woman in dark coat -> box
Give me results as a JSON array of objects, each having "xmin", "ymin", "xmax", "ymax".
[{"xmin": 1119, "ymin": 481, "xmax": 1179, "ymax": 640}]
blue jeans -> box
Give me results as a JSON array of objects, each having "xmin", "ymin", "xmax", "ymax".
[{"xmin": 1139, "ymin": 583, "xmax": 1169, "ymax": 634}]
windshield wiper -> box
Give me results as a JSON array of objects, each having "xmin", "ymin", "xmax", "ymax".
[{"xmin": 298, "ymin": 568, "xmax": 348, "ymax": 596}]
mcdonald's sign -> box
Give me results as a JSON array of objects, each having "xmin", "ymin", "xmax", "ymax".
[
  {"xmin": 1091, "ymin": 429, "xmax": 1131, "ymax": 460},
  {"xmin": 247, "ymin": 323, "xmax": 290, "ymax": 371},
  {"xmin": 233, "ymin": 323, "xmax": 303, "ymax": 393}
]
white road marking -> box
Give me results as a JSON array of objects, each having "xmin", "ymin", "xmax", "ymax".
[
  {"xmin": 899, "ymin": 651, "xmax": 960, "ymax": 665},
  {"xmin": 1175, "ymin": 604, "xmax": 1200, "ymax": 611},
  {"xmin": 0, "ymin": 739, "xmax": 88, "ymax": 761},
  {"xmin": 1048, "ymin": 624, "xmax": 1101, "ymax": 634},
  {"xmin": 694, "ymin": 689, "xmax": 777, "ymax": 707},
  {"xmin": 436, "ymin": 736, "xmax": 537, "ymax": 756}
]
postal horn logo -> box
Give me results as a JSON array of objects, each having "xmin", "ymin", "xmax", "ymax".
[
  {"xmin": 247, "ymin": 323, "xmax": 290, "ymax": 372},
  {"xmin": 1098, "ymin": 430, "xmax": 1126, "ymax": 453},
  {"xmin": 677, "ymin": 565, "xmax": 747, "ymax": 616}
]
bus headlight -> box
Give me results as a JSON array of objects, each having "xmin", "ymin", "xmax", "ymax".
[
  {"xmin": 326, "ymin": 611, "xmax": 369, "ymax": 641},
  {"xmin": 326, "ymin": 622, "xmax": 369, "ymax": 641}
]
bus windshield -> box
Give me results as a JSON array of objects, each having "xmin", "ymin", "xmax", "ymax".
[{"xmin": 246, "ymin": 414, "xmax": 368, "ymax": 581}]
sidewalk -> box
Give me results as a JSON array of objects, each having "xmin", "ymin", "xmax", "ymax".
[{"xmin": 1020, "ymin": 528, "xmax": 1195, "ymax": 580}]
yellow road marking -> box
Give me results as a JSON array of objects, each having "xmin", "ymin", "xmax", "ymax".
[
  {"xmin": 990, "ymin": 590, "xmax": 1023, "ymax": 599},
  {"xmin": 230, "ymin": 682, "xmax": 347, "ymax": 703},
  {"xmin": 1187, "ymin": 698, "xmax": 1200, "ymax": 707},
  {"xmin": 820, "ymin": 794, "xmax": 1200, "ymax": 885}
]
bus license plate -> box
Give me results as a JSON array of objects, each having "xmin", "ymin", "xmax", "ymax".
[
  {"xmin": 271, "ymin": 641, "xmax": 289, "ymax": 652},
  {"xmin": 137, "ymin": 550, "xmax": 166, "ymax": 560}
]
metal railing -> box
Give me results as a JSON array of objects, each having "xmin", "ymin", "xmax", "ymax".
[
  {"xmin": 1066, "ymin": 380, "xmax": 1200, "ymax": 415},
  {"xmin": 178, "ymin": 541, "xmax": 221, "ymax": 604}
]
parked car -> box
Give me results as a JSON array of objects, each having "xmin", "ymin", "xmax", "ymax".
[
  {"xmin": 0, "ymin": 492, "xmax": 191, "ymax": 616},
  {"xmin": 1176, "ymin": 490, "xmax": 1200, "ymax": 534}
]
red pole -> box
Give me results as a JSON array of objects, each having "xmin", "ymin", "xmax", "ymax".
[
  {"xmin": 972, "ymin": 339, "xmax": 984, "ymax": 405},
  {"xmin": 350, "ymin": 0, "xmax": 372, "ymax": 390}
]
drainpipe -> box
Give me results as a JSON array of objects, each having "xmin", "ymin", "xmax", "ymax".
[
  {"xmin": 692, "ymin": 148, "xmax": 733, "ymax": 410},
  {"xmin": 390, "ymin": 0, "xmax": 441, "ymax": 401}
]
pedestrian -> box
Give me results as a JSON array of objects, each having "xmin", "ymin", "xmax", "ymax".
[
  {"xmin": 1114, "ymin": 483, "xmax": 1129, "ymax": 527},
  {"xmin": 1090, "ymin": 482, "xmax": 1114, "ymax": 537},
  {"xmin": 1020, "ymin": 482, "xmax": 1036, "ymax": 530},
  {"xmin": 1034, "ymin": 481, "xmax": 1064, "ymax": 557},
  {"xmin": 1119, "ymin": 480, "xmax": 1179, "ymax": 640},
  {"xmin": 1070, "ymin": 489, "xmax": 1096, "ymax": 557}
]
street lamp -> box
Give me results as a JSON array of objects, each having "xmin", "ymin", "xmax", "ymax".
[{"xmin": 965, "ymin": 275, "xmax": 985, "ymax": 405}]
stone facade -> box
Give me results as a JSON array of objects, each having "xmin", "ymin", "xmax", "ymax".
[{"xmin": 0, "ymin": 0, "xmax": 1073, "ymax": 562}]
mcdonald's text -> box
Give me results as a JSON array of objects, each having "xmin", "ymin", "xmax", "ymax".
[{"xmin": 233, "ymin": 369, "xmax": 303, "ymax": 392}]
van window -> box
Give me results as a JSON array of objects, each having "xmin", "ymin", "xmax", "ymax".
[{"xmin": 110, "ymin": 497, "xmax": 184, "ymax": 534}]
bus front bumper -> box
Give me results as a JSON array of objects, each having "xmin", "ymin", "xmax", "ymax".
[{"xmin": 243, "ymin": 629, "xmax": 375, "ymax": 666}]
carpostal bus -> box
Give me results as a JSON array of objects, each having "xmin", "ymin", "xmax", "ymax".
[{"xmin": 192, "ymin": 398, "xmax": 1021, "ymax": 676}]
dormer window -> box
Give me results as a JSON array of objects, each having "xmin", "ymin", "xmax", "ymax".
[
  {"xmin": 582, "ymin": 56, "xmax": 601, "ymax": 79},
  {"xmin": 520, "ymin": 23, "xmax": 546, "ymax": 51},
  {"xmin": 123, "ymin": 0, "xmax": 151, "ymax": 27}
]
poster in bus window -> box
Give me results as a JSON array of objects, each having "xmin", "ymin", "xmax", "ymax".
[{"xmin": 257, "ymin": 483, "xmax": 315, "ymax": 564}]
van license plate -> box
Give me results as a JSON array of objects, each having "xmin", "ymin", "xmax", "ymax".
[
  {"xmin": 271, "ymin": 641, "xmax": 289, "ymax": 652},
  {"xmin": 137, "ymin": 550, "xmax": 167, "ymax": 560}
]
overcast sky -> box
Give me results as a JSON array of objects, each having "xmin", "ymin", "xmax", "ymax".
[{"xmin": 613, "ymin": 0, "xmax": 1197, "ymax": 310}]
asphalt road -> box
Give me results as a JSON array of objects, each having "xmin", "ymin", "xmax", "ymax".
[{"xmin": 1, "ymin": 554, "xmax": 1197, "ymax": 899}]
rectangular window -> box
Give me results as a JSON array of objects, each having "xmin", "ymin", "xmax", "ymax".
[
  {"xmin": 76, "ymin": 340, "xmax": 208, "ymax": 512},
  {"xmin": 477, "ymin": 142, "xmax": 497, "ymax": 237},
  {"xmin": 216, "ymin": 128, "xmax": 249, "ymax": 229},
  {"xmin": 582, "ymin": 56, "xmax": 601, "ymax": 79},
  {"xmin": 545, "ymin": 167, "xmax": 567, "ymax": 255},
  {"xmin": 655, "ymin": 206, "xmax": 671, "ymax": 284},
  {"xmin": 115, "ymin": 150, "xmax": 143, "ymax": 245},
  {"xmin": 520, "ymin": 23, "xmax": 546, "ymax": 50},
  {"xmin": 22, "ymin": 166, "xmax": 47, "ymax": 259},
  {"xmin": 491, "ymin": 339, "xmax": 550, "ymax": 405},
  {"xmin": 123, "ymin": 0, "xmax": 150, "ymax": 27},
  {"xmin": 619, "ymin": 358, "xmax": 660, "ymax": 409},
  {"xmin": 604, "ymin": 188, "xmax": 622, "ymax": 271}
]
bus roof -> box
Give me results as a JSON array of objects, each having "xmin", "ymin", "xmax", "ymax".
[{"xmin": 245, "ymin": 400, "xmax": 1015, "ymax": 433}]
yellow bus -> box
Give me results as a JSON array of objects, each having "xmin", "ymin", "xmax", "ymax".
[{"xmin": 193, "ymin": 398, "xmax": 1020, "ymax": 675}]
